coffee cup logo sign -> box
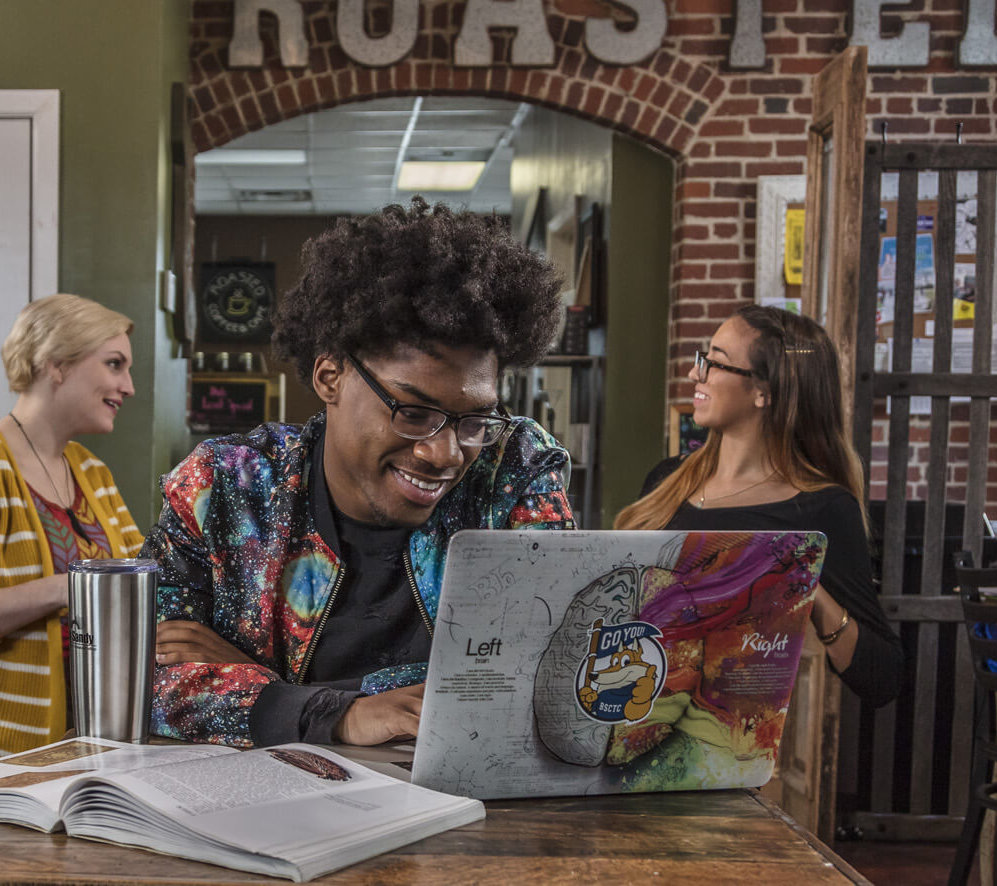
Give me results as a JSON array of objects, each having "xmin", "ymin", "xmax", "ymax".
[
  {"xmin": 228, "ymin": 0, "xmax": 997, "ymax": 70},
  {"xmin": 200, "ymin": 266, "xmax": 274, "ymax": 344}
]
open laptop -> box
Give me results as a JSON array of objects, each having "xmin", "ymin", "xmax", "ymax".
[{"xmin": 411, "ymin": 529, "xmax": 827, "ymax": 799}]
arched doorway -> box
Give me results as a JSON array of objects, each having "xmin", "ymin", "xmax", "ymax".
[{"xmin": 190, "ymin": 93, "xmax": 674, "ymax": 528}]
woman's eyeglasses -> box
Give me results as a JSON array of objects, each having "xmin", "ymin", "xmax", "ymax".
[
  {"xmin": 693, "ymin": 350, "xmax": 754, "ymax": 383},
  {"xmin": 347, "ymin": 354, "xmax": 512, "ymax": 448}
]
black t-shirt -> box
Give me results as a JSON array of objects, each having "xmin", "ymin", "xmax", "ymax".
[
  {"xmin": 641, "ymin": 457, "xmax": 904, "ymax": 707},
  {"xmin": 307, "ymin": 499, "xmax": 431, "ymax": 691}
]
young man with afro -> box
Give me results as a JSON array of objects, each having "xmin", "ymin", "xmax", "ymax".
[{"xmin": 143, "ymin": 199, "xmax": 575, "ymax": 748}]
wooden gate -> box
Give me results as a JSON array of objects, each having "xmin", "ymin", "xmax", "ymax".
[{"xmin": 840, "ymin": 141, "xmax": 997, "ymax": 840}]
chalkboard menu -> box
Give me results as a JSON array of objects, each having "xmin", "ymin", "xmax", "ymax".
[{"xmin": 189, "ymin": 373, "xmax": 284, "ymax": 433}]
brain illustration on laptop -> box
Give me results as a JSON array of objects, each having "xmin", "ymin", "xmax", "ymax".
[
  {"xmin": 413, "ymin": 529, "xmax": 827, "ymax": 799},
  {"xmin": 533, "ymin": 531, "xmax": 825, "ymax": 791}
]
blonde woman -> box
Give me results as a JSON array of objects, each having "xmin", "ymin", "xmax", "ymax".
[
  {"xmin": 0, "ymin": 294, "xmax": 144, "ymax": 753},
  {"xmin": 617, "ymin": 305, "xmax": 903, "ymax": 707}
]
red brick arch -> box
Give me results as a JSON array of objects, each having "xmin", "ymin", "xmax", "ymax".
[{"xmin": 188, "ymin": 1, "xmax": 726, "ymax": 157}]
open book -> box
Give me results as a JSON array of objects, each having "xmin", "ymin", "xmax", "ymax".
[{"xmin": 0, "ymin": 738, "xmax": 483, "ymax": 882}]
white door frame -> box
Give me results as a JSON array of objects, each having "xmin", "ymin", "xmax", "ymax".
[{"xmin": 0, "ymin": 89, "xmax": 60, "ymax": 300}]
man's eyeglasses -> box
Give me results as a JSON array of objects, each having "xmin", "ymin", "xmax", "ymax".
[
  {"xmin": 347, "ymin": 354, "xmax": 511, "ymax": 448},
  {"xmin": 693, "ymin": 350, "xmax": 754, "ymax": 383}
]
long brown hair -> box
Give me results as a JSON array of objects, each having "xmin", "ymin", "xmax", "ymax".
[{"xmin": 615, "ymin": 305, "xmax": 865, "ymax": 530}]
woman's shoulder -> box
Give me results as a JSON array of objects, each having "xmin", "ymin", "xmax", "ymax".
[
  {"xmin": 796, "ymin": 483, "xmax": 860, "ymax": 511},
  {"xmin": 640, "ymin": 455, "xmax": 684, "ymax": 498},
  {"xmin": 790, "ymin": 484, "xmax": 865, "ymax": 534},
  {"xmin": 65, "ymin": 440, "xmax": 109, "ymax": 473}
]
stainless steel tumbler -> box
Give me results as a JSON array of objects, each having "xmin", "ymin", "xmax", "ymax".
[{"xmin": 68, "ymin": 558, "xmax": 158, "ymax": 742}]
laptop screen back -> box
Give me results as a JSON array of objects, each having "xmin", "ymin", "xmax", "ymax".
[{"xmin": 412, "ymin": 529, "xmax": 827, "ymax": 799}]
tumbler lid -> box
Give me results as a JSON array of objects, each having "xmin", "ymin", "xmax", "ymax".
[{"xmin": 69, "ymin": 558, "xmax": 160, "ymax": 574}]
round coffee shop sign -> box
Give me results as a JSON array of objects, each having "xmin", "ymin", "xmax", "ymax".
[{"xmin": 199, "ymin": 263, "xmax": 274, "ymax": 344}]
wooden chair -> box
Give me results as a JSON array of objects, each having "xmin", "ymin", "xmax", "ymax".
[{"xmin": 950, "ymin": 551, "xmax": 997, "ymax": 886}]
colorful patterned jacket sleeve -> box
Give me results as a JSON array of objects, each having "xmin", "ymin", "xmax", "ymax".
[
  {"xmin": 480, "ymin": 417, "xmax": 575, "ymax": 531},
  {"xmin": 142, "ymin": 443, "xmax": 284, "ymax": 747},
  {"xmin": 507, "ymin": 468, "xmax": 575, "ymax": 530}
]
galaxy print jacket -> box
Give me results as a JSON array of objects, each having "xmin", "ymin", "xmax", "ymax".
[{"xmin": 142, "ymin": 412, "xmax": 574, "ymax": 747}]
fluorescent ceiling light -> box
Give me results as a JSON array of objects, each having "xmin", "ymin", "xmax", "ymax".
[
  {"xmin": 195, "ymin": 149, "xmax": 307, "ymax": 166},
  {"xmin": 238, "ymin": 189, "xmax": 312, "ymax": 202},
  {"xmin": 397, "ymin": 161, "xmax": 485, "ymax": 191}
]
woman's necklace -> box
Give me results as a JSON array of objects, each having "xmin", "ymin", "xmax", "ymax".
[
  {"xmin": 695, "ymin": 471, "xmax": 776, "ymax": 509},
  {"xmin": 8, "ymin": 412, "xmax": 74, "ymax": 509}
]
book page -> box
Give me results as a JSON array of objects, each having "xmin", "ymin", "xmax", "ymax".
[
  {"xmin": 0, "ymin": 738, "xmax": 234, "ymax": 830},
  {"xmin": 62, "ymin": 743, "xmax": 480, "ymax": 859}
]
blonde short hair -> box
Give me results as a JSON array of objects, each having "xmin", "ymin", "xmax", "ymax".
[{"xmin": 2, "ymin": 294, "xmax": 134, "ymax": 393}]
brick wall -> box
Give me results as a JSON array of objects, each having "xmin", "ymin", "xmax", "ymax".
[{"xmin": 188, "ymin": 0, "xmax": 997, "ymax": 505}]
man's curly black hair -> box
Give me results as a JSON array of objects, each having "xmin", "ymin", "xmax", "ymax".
[{"xmin": 272, "ymin": 197, "xmax": 564, "ymax": 385}]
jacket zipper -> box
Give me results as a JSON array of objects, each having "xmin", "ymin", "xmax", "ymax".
[
  {"xmin": 296, "ymin": 566, "xmax": 346, "ymax": 685},
  {"xmin": 404, "ymin": 549, "xmax": 434, "ymax": 639}
]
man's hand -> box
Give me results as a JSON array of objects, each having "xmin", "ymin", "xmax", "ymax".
[
  {"xmin": 335, "ymin": 684, "xmax": 424, "ymax": 746},
  {"xmin": 155, "ymin": 620, "xmax": 256, "ymax": 665}
]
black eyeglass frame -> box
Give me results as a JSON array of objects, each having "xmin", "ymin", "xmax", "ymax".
[
  {"xmin": 346, "ymin": 354, "xmax": 512, "ymax": 447},
  {"xmin": 693, "ymin": 349, "xmax": 755, "ymax": 383}
]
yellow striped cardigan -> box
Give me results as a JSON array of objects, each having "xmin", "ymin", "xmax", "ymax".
[{"xmin": 0, "ymin": 435, "xmax": 144, "ymax": 754}]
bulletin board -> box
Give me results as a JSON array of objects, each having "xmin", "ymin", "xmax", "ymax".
[
  {"xmin": 874, "ymin": 196, "xmax": 977, "ymax": 339},
  {"xmin": 874, "ymin": 186, "xmax": 982, "ymax": 414}
]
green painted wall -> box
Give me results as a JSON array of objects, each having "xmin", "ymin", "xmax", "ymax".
[
  {"xmin": 0, "ymin": 0, "xmax": 190, "ymax": 531},
  {"xmin": 604, "ymin": 134, "xmax": 673, "ymax": 526}
]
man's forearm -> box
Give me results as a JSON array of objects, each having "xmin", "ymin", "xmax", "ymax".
[{"xmin": 249, "ymin": 681, "xmax": 361, "ymax": 747}]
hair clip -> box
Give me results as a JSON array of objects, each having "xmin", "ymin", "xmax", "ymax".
[{"xmin": 785, "ymin": 346, "xmax": 814, "ymax": 354}]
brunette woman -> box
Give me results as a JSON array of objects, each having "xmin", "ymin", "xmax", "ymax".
[
  {"xmin": 0, "ymin": 294, "xmax": 144, "ymax": 752},
  {"xmin": 616, "ymin": 304, "xmax": 903, "ymax": 706}
]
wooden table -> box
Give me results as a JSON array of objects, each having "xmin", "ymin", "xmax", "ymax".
[{"xmin": 0, "ymin": 788, "xmax": 866, "ymax": 885}]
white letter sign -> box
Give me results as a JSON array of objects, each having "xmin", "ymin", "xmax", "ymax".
[
  {"xmin": 584, "ymin": 0, "xmax": 667, "ymax": 65},
  {"xmin": 229, "ymin": 0, "xmax": 309, "ymax": 67},
  {"xmin": 455, "ymin": 0, "xmax": 555, "ymax": 66},
  {"xmin": 959, "ymin": 0, "xmax": 997, "ymax": 66},
  {"xmin": 729, "ymin": 0, "xmax": 765, "ymax": 69},
  {"xmin": 337, "ymin": 0, "xmax": 419, "ymax": 67},
  {"xmin": 849, "ymin": 0, "xmax": 929, "ymax": 67}
]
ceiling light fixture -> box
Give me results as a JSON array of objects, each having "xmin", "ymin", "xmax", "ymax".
[
  {"xmin": 195, "ymin": 149, "xmax": 308, "ymax": 166},
  {"xmin": 397, "ymin": 161, "xmax": 485, "ymax": 192},
  {"xmin": 237, "ymin": 189, "xmax": 312, "ymax": 202}
]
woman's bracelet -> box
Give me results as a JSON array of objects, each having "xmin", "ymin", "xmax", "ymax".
[{"xmin": 818, "ymin": 608, "xmax": 850, "ymax": 646}]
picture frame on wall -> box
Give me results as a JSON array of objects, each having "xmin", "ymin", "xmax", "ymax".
[
  {"xmin": 576, "ymin": 201, "xmax": 606, "ymax": 327},
  {"xmin": 523, "ymin": 187, "xmax": 548, "ymax": 254},
  {"xmin": 669, "ymin": 403, "xmax": 709, "ymax": 458},
  {"xmin": 545, "ymin": 202, "xmax": 579, "ymax": 355},
  {"xmin": 755, "ymin": 175, "xmax": 807, "ymax": 313}
]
